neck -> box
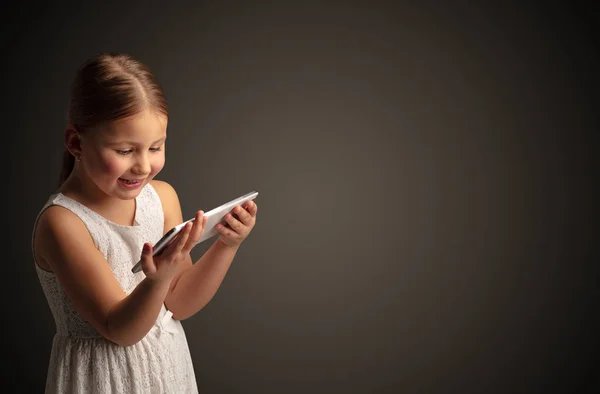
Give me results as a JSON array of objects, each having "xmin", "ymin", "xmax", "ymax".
[
  {"xmin": 57, "ymin": 164, "xmax": 139, "ymax": 226},
  {"xmin": 59, "ymin": 164, "xmax": 119, "ymax": 207}
]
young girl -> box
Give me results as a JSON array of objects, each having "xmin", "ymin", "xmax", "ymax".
[{"xmin": 31, "ymin": 53, "xmax": 258, "ymax": 393}]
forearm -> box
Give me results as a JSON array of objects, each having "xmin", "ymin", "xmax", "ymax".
[
  {"xmin": 106, "ymin": 277, "xmax": 171, "ymax": 347},
  {"xmin": 166, "ymin": 240, "xmax": 239, "ymax": 320}
]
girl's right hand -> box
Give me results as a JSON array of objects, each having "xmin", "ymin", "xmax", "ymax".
[{"xmin": 138, "ymin": 213, "xmax": 206, "ymax": 283}]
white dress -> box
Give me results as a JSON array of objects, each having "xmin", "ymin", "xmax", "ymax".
[{"xmin": 32, "ymin": 183, "xmax": 198, "ymax": 393}]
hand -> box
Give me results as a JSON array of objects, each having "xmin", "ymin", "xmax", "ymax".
[
  {"xmin": 139, "ymin": 211, "xmax": 207, "ymax": 282},
  {"xmin": 215, "ymin": 201, "xmax": 258, "ymax": 248}
]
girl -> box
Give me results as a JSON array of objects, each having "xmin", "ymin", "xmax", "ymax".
[{"xmin": 31, "ymin": 53, "xmax": 258, "ymax": 393}]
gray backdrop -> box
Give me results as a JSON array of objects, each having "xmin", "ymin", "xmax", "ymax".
[{"xmin": 3, "ymin": 1, "xmax": 597, "ymax": 393}]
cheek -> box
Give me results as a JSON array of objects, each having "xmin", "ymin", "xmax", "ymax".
[
  {"xmin": 98, "ymin": 154, "xmax": 129, "ymax": 176},
  {"xmin": 150, "ymin": 154, "xmax": 165, "ymax": 174}
]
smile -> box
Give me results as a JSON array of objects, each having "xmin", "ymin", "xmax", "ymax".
[{"xmin": 118, "ymin": 178, "xmax": 144, "ymax": 188}]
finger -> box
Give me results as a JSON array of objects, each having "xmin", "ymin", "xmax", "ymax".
[
  {"xmin": 248, "ymin": 201, "xmax": 258, "ymax": 217},
  {"xmin": 140, "ymin": 243, "xmax": 156, "ymax": 274},
  {"xmin": 232, "ymin": 205, "xmax": 251, "ymax": 225},
  {"xmin": 183, "ymin": 212, "xmax": 205, "ymax": 252},
  {"xmin": 188, "ymin": 211, "xmax": 205, "ymax": 242},
  {"xmin": 224, "ymin": 211, "xmax": 245, "ymax": 233},
  {"xmin": 167, "ymin": 222, "xmax": 193, "ymax": 255},
  {"xmin": 216, "ymin": 222, "xmax": 238, "ymax": 238}
]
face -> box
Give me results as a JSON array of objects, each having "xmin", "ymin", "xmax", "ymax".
[{"xmin": 79, "ymin": 109, "xmax": 167, "ymax": 200}]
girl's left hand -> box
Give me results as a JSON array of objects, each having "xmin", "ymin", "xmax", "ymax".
[{"xmin": 215, "ymin": 200, "xmax": 258, "ymax": 248}]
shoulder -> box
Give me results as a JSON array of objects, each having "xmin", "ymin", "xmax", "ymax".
[
  {"xmin": 149, "ymin": 179, "xmax": 178, "ymax": 201},
  {"xmin": 149, "ymin": 179, "xmax": 183, "ymax": 230},
  {"xmin": 36, "ymin": 204, "xmax": 90, "ymax": 242},
  {"xmin": 35, "ymin": 205, "xmax": 95, "ymax": 261},
  {"xmin": 34, "ymin": 203, "xmax": 101, "ymax": 274},
  {"xmin": 33, "ymin": 204, "xmax": 128, "ymax": 343}
]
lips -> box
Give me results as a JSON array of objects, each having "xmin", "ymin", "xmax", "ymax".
[
  {"xmin": 119, "ymin": 178, "xmax": 143, "ymax": 184},
  {"xmin": 118, "ymin": 178, "xmax": 144, "ymax": 188}
]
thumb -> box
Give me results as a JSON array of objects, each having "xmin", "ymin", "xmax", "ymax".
[
  {"xmin": 140, "ymin": 243, "xmax": 155, "ymax": 269},
  {"xmin": 141, "ymin": 242, "xmax": 153, "ymax": 257}
]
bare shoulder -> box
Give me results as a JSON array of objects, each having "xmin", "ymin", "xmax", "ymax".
[
  {"xmin": 35, "ymin": 205, "xmax": 93, "ymax": 262},
  {"xmin": 149, "ymin": 179, "xmax": 179, "ymax": 203},
  {"xmin": 149, "ymin": 179, "xmax": 183, "ymax": 232},
  {"xmin": 33, "ymin": 205, "xmax": 127, "ymax": 342}
]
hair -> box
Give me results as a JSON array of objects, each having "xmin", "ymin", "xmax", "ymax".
[{"xmin": 59, "ymin": 53, "xmax": 168, "ymax": 187}]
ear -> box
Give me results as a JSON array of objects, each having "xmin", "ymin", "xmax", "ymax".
[{"xmin": 64, "ymin": 126, "xmax": 83, "ymax": 159}]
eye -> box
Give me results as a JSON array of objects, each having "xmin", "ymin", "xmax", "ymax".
[
  {"xmin": 150, "ymin": 147, "xmax": 162, "ymax": 152},
  {"xmin": 116, "ymin": 150, "xmax": 132, "ymax": 155}
]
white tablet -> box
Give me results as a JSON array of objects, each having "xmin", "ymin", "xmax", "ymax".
[{"xmin": 131, "ymin": 190, "xmax": 258, "ymax": 273}]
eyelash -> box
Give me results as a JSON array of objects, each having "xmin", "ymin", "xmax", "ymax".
[{"xmin": 116, "ymin": 147, "xmax": 162, "ymax": 155}]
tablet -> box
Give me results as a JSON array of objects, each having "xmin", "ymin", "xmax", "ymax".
[{"xmin": 131, "ymin": 191, "xmax": 258, "ymax": 273}]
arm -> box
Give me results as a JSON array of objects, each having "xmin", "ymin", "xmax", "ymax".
[
  {"xmin": 166, "ymin": 239, "xmax": 239, "ymax": 320},
  {"xmin": 150, "ymin": 180, "xmax": 252, "ymax": 320},
  {"xmin": 36, "ymin": 206, "xmax": 172, "ymax": 347}
]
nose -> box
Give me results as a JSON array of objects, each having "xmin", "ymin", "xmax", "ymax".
[{"xmin": 132, "ymin": 152, "xmax": 151, "ymax": 176}]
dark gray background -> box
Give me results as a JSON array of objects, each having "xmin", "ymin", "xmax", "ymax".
[{"xmin": 3, "ymin": 1, "xmax": 598, "ymax": 393}]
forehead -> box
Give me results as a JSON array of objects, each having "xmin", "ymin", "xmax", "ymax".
[{"xmin": 99, "ymin": 109, "xmax": 168, "ymax": 142}]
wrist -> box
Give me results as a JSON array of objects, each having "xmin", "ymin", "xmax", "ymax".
[
  {"xmin": 144, "ymin": 274, "xmax": 173, "ymax": 293},
  {"xmin": 216, "ymin": 238, "xmax": 240, "ymax": 253}
]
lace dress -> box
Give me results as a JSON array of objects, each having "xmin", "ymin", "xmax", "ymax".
[{"xmin": 32, "ymin": 183, "xmax": 198, "ymax": 393}]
